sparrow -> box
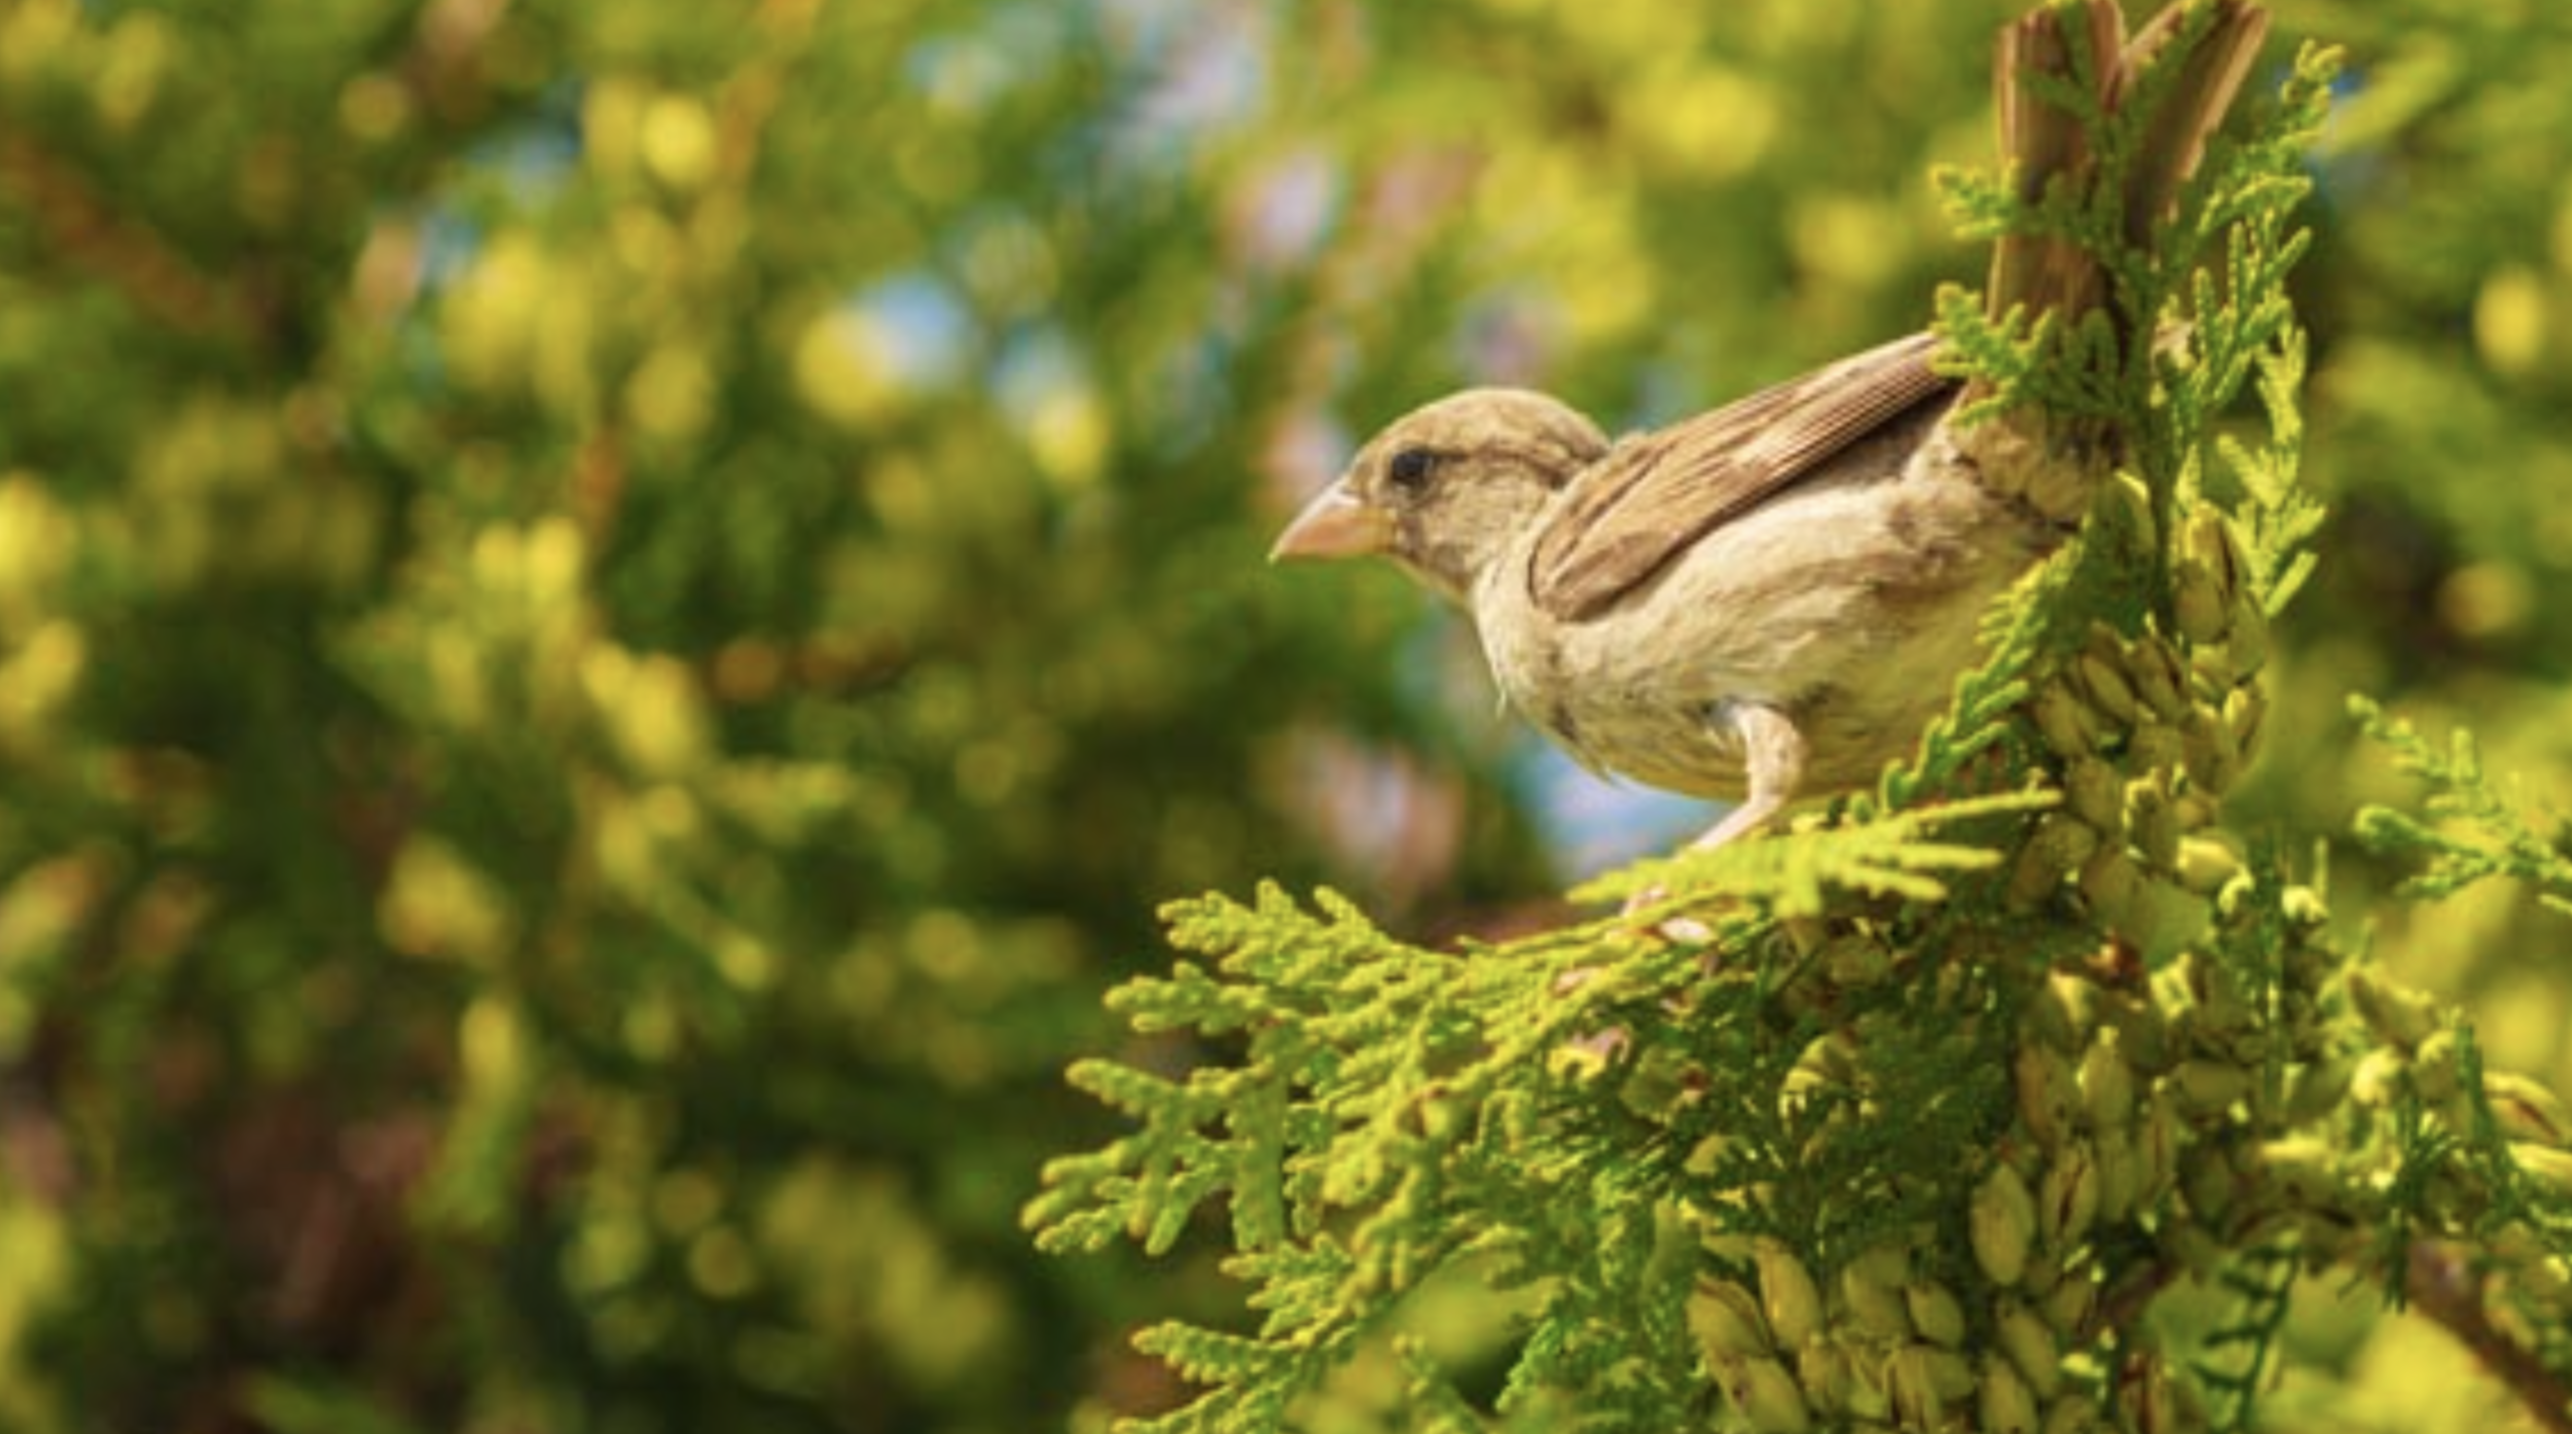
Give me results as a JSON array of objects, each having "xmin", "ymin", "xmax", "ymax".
[{"xmin": 1275, "ymin": 0, "xmax": 2268, "ymax": 857}]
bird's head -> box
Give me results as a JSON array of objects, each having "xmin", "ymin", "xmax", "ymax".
[{"xmin": 1270, "ymin": 388, "xmax": 1608, "ymax": 605}]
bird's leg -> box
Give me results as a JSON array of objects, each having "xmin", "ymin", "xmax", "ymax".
[
  {"xmin": 1691, "ymin": 700, "xmax": 1806, "ymax": 850},
  {"xmin": 1620, "ymin": 701, "xmax": 1808, "ymax": 922}
]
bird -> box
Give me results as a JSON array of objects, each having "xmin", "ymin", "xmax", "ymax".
[{"xmin": 1273, "ymin": 0, "xmax": 2268, "ymax": 862}]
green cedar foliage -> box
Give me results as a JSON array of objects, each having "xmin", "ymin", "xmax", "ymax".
[
  {"xmin": 2353, "ymin": 698, "xmax": 2572, "ymax": 918},
  {"xmin": 3, "ymin": 2, "xmax": 2569, "ymax": 1432}
]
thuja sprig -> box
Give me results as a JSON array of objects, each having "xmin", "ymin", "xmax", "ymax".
[
  {"xmin": 2189, "ymin": 1235, "xmax": 2301, "ymax": 1434},
  {"xmin": 2350, "ymin": 696, "xmax": 2572, "ymax": 918}
]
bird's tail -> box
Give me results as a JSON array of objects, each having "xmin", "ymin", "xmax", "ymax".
[
  {"xmin": 1969, "ymin": 0, "xmax": 2269, "ymax": 510},
  {"xmin": 1987, "ymin": 0, "xmax": 2269, "ymax": 324}
]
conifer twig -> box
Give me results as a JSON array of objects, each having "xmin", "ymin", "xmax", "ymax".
[{"xmin": 2405, "ymin": 1240, "xmax": 2572, "ymax": 1434}]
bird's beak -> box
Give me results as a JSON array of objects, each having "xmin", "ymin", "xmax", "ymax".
[{"xmin": 1270, "ymin": 478, "xmax": 1394, "ymax": 562}]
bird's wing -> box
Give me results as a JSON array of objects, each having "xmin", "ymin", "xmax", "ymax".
[{"xmin": 1528, "ymin": 331, "xmax": 1958, "ymax": 622}]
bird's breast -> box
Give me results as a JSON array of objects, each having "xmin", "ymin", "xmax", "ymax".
[{"xmin": 1469, "ymin": 553, "xmax": 1754, "ymax": 799}]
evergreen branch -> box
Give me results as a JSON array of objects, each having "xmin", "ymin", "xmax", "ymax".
[
  {"xmin": 2218, "ymin": 328, "xmax": 2323, "ymax": 616},
  {"xmin": 2192, "ymin": 1236, "xmax": 2302, "ymax": 1434},
  {"xmin": 1124, "ymin": 1324, "xmax": 1307, "ymax": 1434},
  {"xmin": 2350, "ymin": 696, "xmax": 2572, "ymax": 915},
  {"xmin": 2411, "ymin": 1023, "xmax": 2572, "ymax": 1256},
  {"xmin": 1574, "ymin": 789, "xmax": 2055, "ymax": 917},
  {"xmin": 2405, "ymin": 1241, "xmax": 2572, "ymax": 1434},
  {"xmin": 1397, "ymin": 1337, "xmax": 1498, "ymax": 1434}
]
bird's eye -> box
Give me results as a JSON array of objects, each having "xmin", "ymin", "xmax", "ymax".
[{"xmin": 1386, "ymin": 447, "xmax": 1439, "ymax": 493}]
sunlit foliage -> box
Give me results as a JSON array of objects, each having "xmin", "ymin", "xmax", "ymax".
[{"xmin": 2, "ymin": 1, "xmax": 2569, "ymax": 1431}]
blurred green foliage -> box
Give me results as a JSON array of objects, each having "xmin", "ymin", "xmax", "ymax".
[
  {"xmin": 2266, "ymin": 2, "xmax": 2572, "ymax": 1107},
  {"xmin": 0, "ymin": 0, "xmax": 2566, "ymax": 1431}
]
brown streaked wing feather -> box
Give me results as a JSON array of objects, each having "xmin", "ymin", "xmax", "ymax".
[{"xmin": 1529, "ymin": 331, "xmax": 1957, "ymax": 622}]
